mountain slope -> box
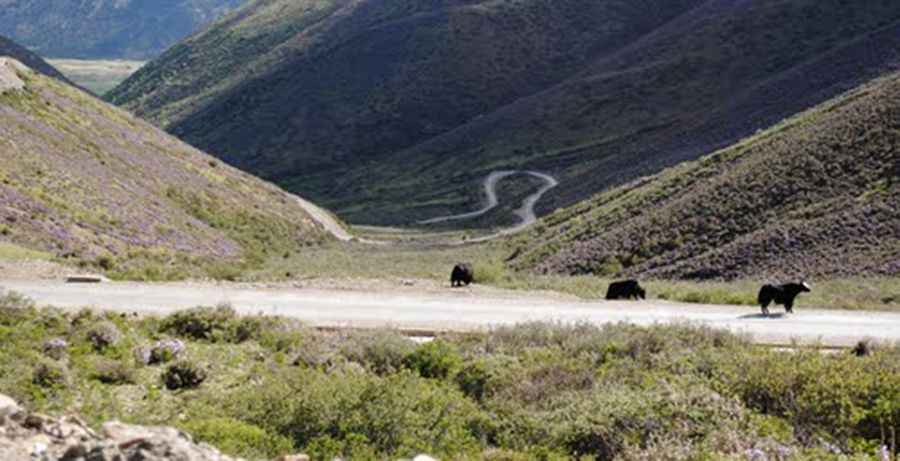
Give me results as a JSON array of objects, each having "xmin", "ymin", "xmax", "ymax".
[
  {"xmin": 109, "ymin": 0, "xmax": 900, "ymax": 226},
  {"xmin": 505, "ymin": 71, "xmax": 900, "ymax": 281},
  {"xmin": 0, "ymin": 35, "xmax": 71, "ymax": 84},
  {"xmin": 0, "ymin": 0, "xmax": 245, "ymax": 59},
  {"xmin": 0, "ymin": 59, "xmax": 329, "ymax": 279}
]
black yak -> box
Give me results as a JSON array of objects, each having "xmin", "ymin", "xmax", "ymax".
[
  {"xmin": 758, "ymin": 282, "xmax": 810, "ymax": 315},
  {"xmin": 851, "ymin": 339, "xmax": 873, "ymax": 357},
  {"xmin": 451, "ymin": 263, "xmax": 474, "ymax": 287},
  {"xmin": 605, "ymin": 280, "xmax": 646, "ymax": 300}
]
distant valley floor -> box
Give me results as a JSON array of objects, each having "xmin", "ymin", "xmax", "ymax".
[{"xmin": 46, "ymin": 59, "xmax": 144, "ymax": 95}]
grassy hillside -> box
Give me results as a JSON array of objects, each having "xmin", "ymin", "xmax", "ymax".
[
  {"xmin": 506, "ymin": 71, "xmax": 900, "ymax": 281},
  {"xmin": 0, "ymin": 35, "xmax": 71, "ymax": 84},
  {"xmin": 109, "ymin": 0, "xmax": 900, "ymax": 226},
  {"xmin": 0, "ymin": 0, "xmax": 244, "ymax": 59},
  {"xmin": 0, "ymin": 60, "xmax": 329, "ymax": 280},
  {"xmin": 2, "ymin": 298, "xmax": 898, "ymax": 459}
]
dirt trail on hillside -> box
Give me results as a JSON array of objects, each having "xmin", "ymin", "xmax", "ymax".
[
  {"xmin": 293, "ymin": 195, "xmax": 385, "ymax": 245},
  {"xmin": 3, "ymin": 279, "xmax": 898, "ymax": 348},
  {"xmin": 296, "ymin": 170, "xmax": 558, "ymax": 245},
  {"xmin": 418, "ymin": 170, "xmax": 558, "ymax": 227}
]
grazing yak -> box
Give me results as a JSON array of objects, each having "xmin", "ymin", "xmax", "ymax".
[
  {"xmin": 451, "ymin": 263, "xmax": 474, "ymax": 287},
  {"xmin": 851, "ymin": 339, "xmax": 874, "ymax": 357},
  {"xmin": 605, "ymin": 280, "xmax": 646, "ymax": 300},
  {"xmin": 758, "ymin": 282, "xmax": 810, "ymax": 315}
]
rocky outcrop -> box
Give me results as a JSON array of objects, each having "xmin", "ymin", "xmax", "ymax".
[
  {"xmin": 0, "ymin": 57, "xmax": 26, "ymax": 93},
  {"xmin": 0, "ymin": 393, "xmax": 241, "ymax": 460},
  {"xmin": 0, "ymin": 393, "xmax": 433, "ymax": 460}
]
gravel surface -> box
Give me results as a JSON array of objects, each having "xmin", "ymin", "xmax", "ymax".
[{"xmin": 3, "ymin": 279, "xmax": 897, "ymax": 347}]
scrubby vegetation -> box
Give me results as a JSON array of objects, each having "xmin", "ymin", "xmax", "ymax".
[
  {"xmin": 1, "ymin": 292, "xmax": 897, "ymax": 460},
  {"xmin": 0, "ymin": 64, "xmax": 329, "ymax": 281},
  {"xmin": 508, "ymin": 68, "xmax": 900, "ymax": 281}
]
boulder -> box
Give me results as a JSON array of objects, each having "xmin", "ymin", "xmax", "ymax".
[
  {"xmin": 149, "ymin": 339, "xmax": 186, "ymax": 364},
  {"xmin": 0, "ymin": 394, "xmax": 242, "ymax": 460},
  {"xmin": 0, "ymin": 393, "xmax": 20, "ymax": 419}
]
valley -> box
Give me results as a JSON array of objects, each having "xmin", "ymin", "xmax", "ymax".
[
  {"xmin": 108, "ymin": 0, "xmax": 900, "ymax": 226},
  {"xmin": 46, "ymin": 59, "xmax": 144, "ymax": 96},
  {"xmin": 1, "ymin": 3, "xmax": 900, "ymax": 459}
]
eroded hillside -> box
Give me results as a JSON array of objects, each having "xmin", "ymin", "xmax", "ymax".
[{"xmin": 507, "ymin": 71, "xmax": 900, "ymax": 281}]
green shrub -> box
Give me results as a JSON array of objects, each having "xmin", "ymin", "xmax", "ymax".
[
  {"xmin": 256, "ymin": 319, "xmax": 308, "ymax": 353},
  {"xmin": 180, "ymin": 417, "xmax": 294, "ymax": 459},
  {"xmin": 0, "ymin": 290, "xmax": 37, "ymax": 325},
  {"xmin": 231, "ymin": 368, "xmax": 484, "ymax": 459},
  {"xmin": 403, "ymin": 340, "xmax": 463, "ymax": 379},
  {"xmin": 456, "ymin": 355, "xmax": 521, "ymax": 403},
  {"xmin": 32, "ymin": 359, "xmax": 68, "ymax": 388},
  {"xmin": 203, "ymin": 262, "xmax": 243, "ymax": 282},
  {"xmin": 473, "ymin": 259, "xmax": 514, "ymax": 284},
  {"xmin": 340, "ymin": 330, "xmax": 416, "ymax": 375},
  {"xmin": 86, "ymin": 321, "xmax": 122, "ymax": 351},
  {"xmin": 89, "ymin": 357, "xmax": 135, "ymax": 385},
  {"xmin": 718, "ymin": 348, "xmax": 900, "ymax": 451},
  {"xmin": 163, "ymin": 360, "xmax": 207, "ymax": 390},
  {"xmin": 159, "ymin": 305, "xmax": 261, "ymax": 343}
]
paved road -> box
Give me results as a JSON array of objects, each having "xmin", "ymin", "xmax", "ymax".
[
  {"xmin": 3, "ymin": 280, "xmax": 897, "ymax": 347},
  {"xmin": 417, "ymin": 170, "xmax": 559, "ymax": 227}
]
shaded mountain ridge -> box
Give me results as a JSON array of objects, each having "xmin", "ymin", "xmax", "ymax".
[
  {"xmin": 506, "ymin": 70, "xmax": 900, "ymax": 281},
  {"xmin": 109, "ymin": 0, "xmax": 900, "ymax": 226}
]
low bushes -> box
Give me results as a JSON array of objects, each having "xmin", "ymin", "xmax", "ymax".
[
  {"xmin": 89, "ymin": 357, "xmax": 135, "ymax": 385},
  {"xmin": 402, "ymin": 340, "xmax": 462, "ymax": 379},
  {"xmin": 32, "ymin": 359, "xmax": 68, "ymax": 388},
  {"xmin": 159, "ymin": 305, "xmax": 264, "ymax": 343},
  {"xmin": 86, "ymin": 321, "xmax": 122, "ymax": 351},
  {"xmin": 1, "ymin": 297, "xmax": 898, "ymax": 460},
  {"xmin": 163, "ymin": 360, "xmax": 207, "ymax": 390},
  {"xmin": 230, "ymin": 368, "xmax": 484, "ymax": 460},
  {"xmin": 179, "ymin": 418, "xmax": 294, "ymax": 460}
]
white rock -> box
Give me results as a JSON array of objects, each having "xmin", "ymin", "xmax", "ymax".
[
  {"xmin": 31, "ymin": 441, "xmax": 47, "ymax": 456},
  {"xmin": 0, "ymin": 394, "xmax": 20, "ymax": 419},
  {"xmin": 0, "ymin": 58, "xmax": 27, "ymax": 93},
  {"xmin": 277, "ymin": 455, "xmax": 310, "ymax": 461},
  {"xmin": 413, "ymin": 455, "xmax": 439, "ymax": 461}
]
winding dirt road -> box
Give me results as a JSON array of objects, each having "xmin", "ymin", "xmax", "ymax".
[
  {"xmin": 294, "ymin": 196, "xmax": 385, "ymax": 245},
  {"xmin": 417, "ymin": 170, "xmax": 559, "ymax": 229},
  {"xmin": 295, "ymin": 170, "xmax": 558, "ymax": 244},
  {"xmin": 3, "ymin": 279, "xmax": 898, "ymax": 347}
]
